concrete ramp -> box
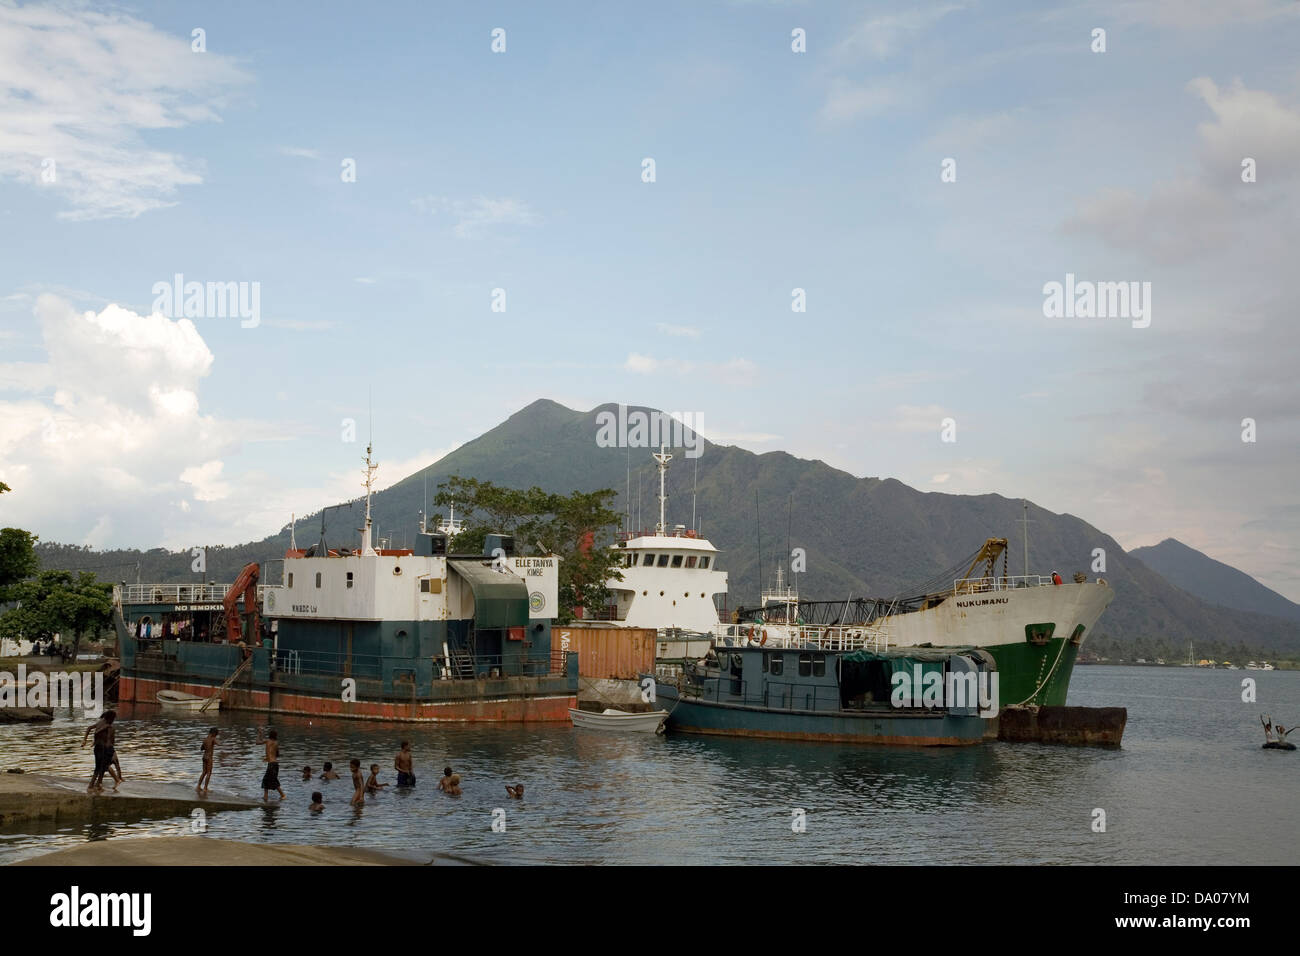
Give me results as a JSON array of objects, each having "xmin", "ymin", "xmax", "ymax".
[{"xmin": 0, "ymin": 772, "xmax": 260, "ymax": 828}]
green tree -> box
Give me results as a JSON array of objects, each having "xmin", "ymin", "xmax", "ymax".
[
  {"xmin": 0, "ymin": 528, "xmax": 40, "ymax": 600},
  {"xmin": 434, "ymin": 477, "xmax": 624, "ymax": 623},
  {"xmin": 0, "ymin": 570, "xmax": 113, "ymax": 651}
]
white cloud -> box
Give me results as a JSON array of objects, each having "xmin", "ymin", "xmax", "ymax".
[
  {"xmin": 0, "ymin": 5, "xmax": 249, "ymax": 220},
  {"xmin": 180, "ymin": 460, "xmax": 231, "ymax": 502},
  {"xmin": 410, "ymin": 195, "xmax": 540, "ymax": 237},
  {"xmin": 819, "ymin": 79, "xmax": 901, "ymax": 122},
  {"xmin": 655, "ymin": 322, "xmax": 702, "ymax": 338},
  {"xmin": 278, "ymin": 146, "xmax": 320, "ymax": 160},
  {"xmin": 835, "ymin": 4, "xmax": 967, "ymax": 60}
]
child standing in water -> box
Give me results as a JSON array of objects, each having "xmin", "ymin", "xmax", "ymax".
[
  {"xmin": 349, "ymin": 758, "xmax": 365, "ymax": 807},
  {"xmin": 197, "ymin": 727, "xmax": 218, "ymax": 794},
  {"xmin": 258, "ymin": 728, "xmax": 285, "ymax": 802}
]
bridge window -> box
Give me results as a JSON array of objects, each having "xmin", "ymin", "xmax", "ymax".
[
  {"xmin": 798, "ymin": 654, "xmax": 812, "ymax": 677},
  {"xmin": 671, "ymin": 555, "xmax": 683, "ymax": 568},
  {"xmin": 287, "ymin": 573, "xmax": 294, "ymax": 588},
  {"xmin": 656, "ymin": 554, "xmax": 669, "ymax": 567},
  {"xmin": 420, "ymin": 579, "xmax": 430, "ymax": 593},
  {"xmin": 346, "ymin": 572, "xmax": 354, "ymax": 589},
  {"xmin": 813, "ymin": 654, "xmax": 826, "ymax": 677},
  {"xmin": 315, "ymin": 572, "xmax": 321, "ymax": 589},
  {"xmin": 769, "ymin": 653, "xmax": 783, "ymax": 676},
  {"xmin": 643, "ymin": 553, "xmax": 655, "ymax": 566},
  {"xmin": 685, "ymin": 556, "xmax": 698, "ymax": 568},
  {"xmin": 699, "ymin": 557, "xmax": 711, "ymax": 569}
]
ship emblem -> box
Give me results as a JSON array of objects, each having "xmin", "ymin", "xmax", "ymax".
[{"xmin": 529, "ymin": 592, "xmax": 545, "ymax": 612}]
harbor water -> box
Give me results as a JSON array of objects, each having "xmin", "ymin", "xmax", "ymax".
[{"xmin": 1, "ymin": 665, "xmax": 1296, "ymax": 865}]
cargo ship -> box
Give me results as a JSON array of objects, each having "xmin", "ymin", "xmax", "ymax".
[
  {"xmin": 598, "ymin": 450, "xmax": 1112, "ymax": 709},
  {"xmin": 114, "ymin": 446, "xmax": 577, "ymax": 722},
  {"xmin": 725, "ymin": 539, "xmax": 1114, "ymax": 709}
]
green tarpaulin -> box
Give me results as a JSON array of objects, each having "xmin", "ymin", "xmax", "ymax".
[{"xmin": 448, "ymin": 559, "xmax": 528, "ymax": 629}]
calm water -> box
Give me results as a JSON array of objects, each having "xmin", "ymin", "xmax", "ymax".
[{"xmin": 1, "ymin": 666, "xmax": 1296, "ymax": 865}]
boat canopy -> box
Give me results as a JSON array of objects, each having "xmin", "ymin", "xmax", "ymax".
[
  {"xmin": 448, "ymin": 559, "xmax": 528, "ymax": 629},
  {"xmin": 839, "ymin": 647, "xmax": 978, "ymax": 665}
]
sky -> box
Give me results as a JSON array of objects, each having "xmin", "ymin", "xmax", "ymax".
[{"xmin": 0, "ymin": 0, "xmax": 1298, "ymax": 600}]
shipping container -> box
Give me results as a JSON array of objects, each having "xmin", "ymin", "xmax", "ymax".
[{"xmin": 554, "ymin": 625, "xmax": 656, "ymax": 680}]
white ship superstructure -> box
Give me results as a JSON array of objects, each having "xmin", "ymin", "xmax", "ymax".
[{"xmin": 601, "ymin": 446, "xmax": 728, "ymax": 639}]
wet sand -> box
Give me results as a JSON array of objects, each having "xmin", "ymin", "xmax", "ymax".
[{"xmin": 13, "ymin": 836, "xmax": 431, "ymax": 866}]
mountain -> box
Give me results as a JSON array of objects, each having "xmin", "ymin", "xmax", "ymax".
[
  {"xmin": 35, "ymin": 399, "xmax": 1300, "ymax": 655},
  {"xmin": 1129, "ymin": 538, "xmax": 1300, "ymax": 624}
]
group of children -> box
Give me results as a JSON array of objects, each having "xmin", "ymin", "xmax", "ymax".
[
  {"xmin": 84, "ymin": 717, "xmax": 527, "ymax": 809},
  {"xmin": 222, "ymin": 729, "xmax": 524, "ymax": 810}
]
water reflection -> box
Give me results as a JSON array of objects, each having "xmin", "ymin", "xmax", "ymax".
[{"xmin": 1, "ymin": 667, "xmax": 1296, "ymax": 865}]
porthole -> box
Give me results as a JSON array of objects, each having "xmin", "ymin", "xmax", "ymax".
[
  {"xmin": 659, "ymin": 590, "xmax": 664, "ymax": 596},
  {"xmin": 393, "ymin": 565, "xmax": 402, "ymax": 576}
]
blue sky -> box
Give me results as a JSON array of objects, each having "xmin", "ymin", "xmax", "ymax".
[{"xmin": 1, "ymin": 0, "xmax": 1298, "ymax": 600}]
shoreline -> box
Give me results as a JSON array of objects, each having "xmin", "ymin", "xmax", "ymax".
[{"xmin": 12, "ymin": 836, "xmax": 445, "ymax": 866}]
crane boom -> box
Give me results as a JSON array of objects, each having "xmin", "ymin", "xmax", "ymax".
[{"xmin": 222, "ymin": 562, "xmax": 260, "ymax": 644}]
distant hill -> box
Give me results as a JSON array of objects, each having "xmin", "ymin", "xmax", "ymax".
[
  {"xmin": 1129, "ymin": 538, "xmax": 1300, "ymax": 624},
  {"xmin": 35, "ymin": 399, "xmax": 1300, "ymax": 655}
]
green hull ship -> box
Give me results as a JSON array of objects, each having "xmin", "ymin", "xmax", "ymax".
[{"xmin": 726, "ymin": 539, "xmax": 1115, "ymax": 710}]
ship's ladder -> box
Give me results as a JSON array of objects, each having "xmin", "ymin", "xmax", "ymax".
[
  {"xmin": 448, "ymin": 646, "xmax": 475, "ymax": 680},
  {"xmin": 201, "ymin": 654, "xmax": 253, "ymax": 712}
]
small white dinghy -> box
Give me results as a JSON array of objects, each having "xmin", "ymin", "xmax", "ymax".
[
  {"xmin": 568, "ymin": 707, "xmax": 667, "ymax": 734},
  {"xmin": 156, "ymin": 689, "xmax": 219, "ymax": 713}
]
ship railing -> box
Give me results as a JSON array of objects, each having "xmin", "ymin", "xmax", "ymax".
[
  {"xmin": 711, "ymin": 622, "xmax": 890, "ymax": 653},
  {"xmin": 953, "ymin": 575, "xmax": 1052, "ymax": 593},
  {"xmin": 119, "ymin": 583, "xmax": 281, "ymax": 606},
  {"xmin": 679, "ymin": 676, "xmax": 859, "ymax": 713},
  {"xmin": 272, "ymin": 647, "xmax": 562, "ymax": 681}
]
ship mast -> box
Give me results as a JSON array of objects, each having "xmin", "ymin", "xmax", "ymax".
[
  {"xmin": 653, "ymin": 444, "xmax": 672, "ymax": 534},
  {"xmin": 360, "ymin": 442, "xmax": 378, "ymax": 555}
]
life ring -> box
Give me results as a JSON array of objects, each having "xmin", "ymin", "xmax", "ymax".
[{"xmin": 759, "ymin": 629, "xmax": 768, "ymax": 646}]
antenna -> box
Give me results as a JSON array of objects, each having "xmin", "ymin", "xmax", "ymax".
[
  {"xmin": 786, "ymin": 493, "xmax": 793, "ymax": 588},
  {"xmin": 1019, "ymin": 499, "xmax": 1034, "ymax": 576},
  {"xmin": 692, "ymin": 455, "xmax": 698, "ymax": 531},
  {"xmin": 626, "ymin": 443, "xmax": 631, "ymax": 533},
  {"xmin": 289, "ymin": 513, "xmax": 297, "ymax": 552},
  {"xmin": 652, "ymin": 444, "xmax": 672, "ymax": 534},
  {"xmin": 360, "ymin": 442, "xmax": 378, "ymax": 555},
  {"xmin": 755, "ymin": 490, "xmax": 762, "ymax": 604}
]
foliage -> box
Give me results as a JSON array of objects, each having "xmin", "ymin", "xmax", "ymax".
[
  {"xmin": 433, "ymin": 476, "xmax": 624, "ymax": 623},
  {"xmin": 0, "ymin": 527, "xmax": 40, "ymax": 600},
  {"xmin": 0, "ymin": 570, "xmax": 114, "ymax": 649}
]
